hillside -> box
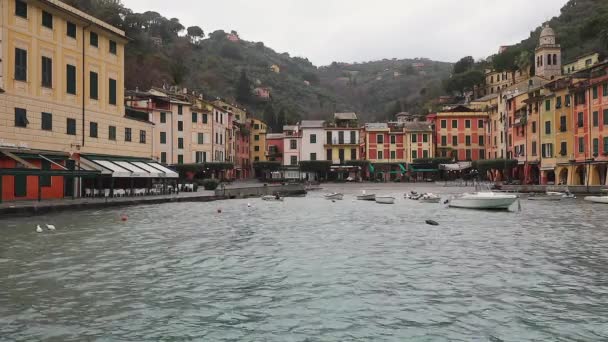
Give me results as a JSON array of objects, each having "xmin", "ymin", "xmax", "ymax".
[{"xmin": 59, "ymin": 0, "xmax": 450, "ymax": 125}]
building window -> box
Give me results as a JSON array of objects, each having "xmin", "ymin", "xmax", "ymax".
[
  {"xmin": 90, "ymin": 122, "xmax": 98, "ymax": 138},
  {"xmin": 412, "ymin": 150, "xmax": 418, "ymax": 159},
  {"xmin": 202, "ymin": 114, "xmax": 208, "ymax": 124},
  {"xmin": 254, "ymin": 135, "xmax": 260, "ymax": 141},
  {"xmin": 390, "ymin": 151, "xmax": 396, "ymax": 159},
  {"xmin": 40, "ymin": 56, "xmax": 53, "ymax": 88},
  {"xmin": 604, "ymin": 137, "xmax": 608, "ymax": 154},
  {"xmin": 377, "ymin": 151, "xmax": 383, "ymax": 159},
  {"xmin": 90, "ymin": 31, "xmax": 98, "ymax": 47},
  {"xmin": 66, "ymin": 21, "xmax": 76, "ymax": 38},
  {"xmin": 377, "ymin": 134, "xmax": 384, "ymax": 144},
  {"xmin": 310, "ymin": 134, "xmax": 316, "ymax": 143},
  {"xmin": 125, "ymin": 127, "xmax": 132, "ymax": 141},
  {"xmin": 465, "ymin": 149, "xmax": 472, "ymax": 160},
  {"xmin": 604, "ymin": 109, "xmax": 608, "ymax": 125},
  {"xmin": 441, "ymin": 136, "xmax": 447, "ymax": 146},
  {"xmin": 41, "ymin": 112, "xmax": 52, "ymax": 131},
  {"xmin": 479, "ymin": 136, "xmax": 484, "ymax": 146},
  {"xmin": 559, "ymin": 116, "xmax": 567, "ymax": 132},
  {"xmin": 290, "ymin": 139, "xmax": 297, "ymax": 149},
  {"xmin": 42, "ymin": 10, "xmax": 53, "ymax": 29},
  {"xmin": 160, "ymin": 132, "xmax": 166, "ymax": 144},
  {"xmin": 310, "ymin": 153, "xmax": 317, "ymax": 161},
  {"xmin": 578, "ymin": 112, "xmax": 584, "ymax": 127},
  {"xmin": 67, "ymin": 118, "xmax": 76, "ymax": 135},
  {"xmin": 290, "ymin": 156, "xmax": 297, "ymax": 165},
  {"xmin": 350, "ymin": 131, "xmax": 356, "ymax": 143},
  {"xmin": 531, "ymin": 141, "xmax": 537, "ymax": 156},
  {"xmin": 14, "ymin": 108, "xmax": 28, "ymax": 127},
  {"xmin": 578, "ymin": 137, "xmax": 584, "ymax": 153},
  {"xmin": 604, "ymin": 83, "xmax": 608, "ymax": 97},
  {"xmin": 109, "ymin": 125, "xmax": 116, "ymax": 140},
  {"xmin": 348, "ymin": 148, "xmax": 355, "ymax": 160},
  {"xmin": 198, "ymin": 133, "xmax": 204, "ymax": 144},
  {"xmin": 593, "ymin": 86, "xmax": 598, "ymax": 100},
  {"xmin": 440, "ymin": 120, "xmax": 447, "ymax": 129},
  {"xmin": 326, "ymin": 149, "xmax": 332, "ymax": 161},
  {"xmin": 89, "ymin": 71, "xmax": 98, "ymax": 99},
  {"xmin": 109, "ymin": 78, "xmax": 117, "ymax": 105},
  {"xmin": 15, "ymin": 0, "xmax": 27, "ymax": 18},
  {"xmin": 465, "ymin": 120, "xmax": 471, "ymax": 128},
  {"xmin": 254, "ymin": 124, "xmax": 260, "ymax": 129},
  {"xmin": 178, "ymin": 105, "xmax": 183, "ymax": 115},
  {"xmin": 556, "ymin": 96, "xmax": 562, "ymax": 109},
  {"xmin": 565, "ymin": 94, "xmax": 571, "ymax": 107},
  {"xmin": 452, "ymin": 136, "xmax": 458, "ymax": 146},
  {"xmin": 531, "ymin": 121, "xmax": 536, "ymax": 134},
  {"xmin": 593, "ymin": 138, "xmax": 599, "ymax": 155},
  {"xmin": 66, "ymin": 64, "xmax": 76, "ymax": 94},
  {"xmin": 423, "ymin": 150, "xmax": 429, "ymax": 158},
  {"xmin": 593, "ymin": 111, "xmax": 599, "ymax": 127},
  {"xmin": 109, "ymin": 40, "xmax": 117, "ymax": 55},
  {"xmin": 452, "ymin": 120, "xmax": 458, "ymax": 129},
  {"xmin": 560, "ymin": 141, "xmax": 567, "ymax": 156},
  {"xmin": 14, "ymin": 48, "xmax": 27, "ymax": 81},
  {"xmin": 178, "ymin": 155, "xmax": 184, "ymax": 164},
  {"xmin": 178, "ymin": 138, "xmax": 184, "ymax": 149},
  {"xmin": 191, "ymin": 112, "xmax": 197, "ymax": 123},
  {"xmin": 160, "ymin": 112, "xmax": 166, "ymax": 123},
  {"xmin": 412, "ymin": 134, "xmax": 417, "ymax": 143},
  {"xmin": 478, "ymin": 120, "xmax": 484, "ymax": 129},
  {"xmin": 338, "ymin": 131, "xmax": 344, "ymax": 144},
  {"xmin": 178, "ymin": 121, "xmax": 183, "ymax": 131},
  {"xmin": 465, "ymin": 135, "xmax": 471, "ymax": 146}
]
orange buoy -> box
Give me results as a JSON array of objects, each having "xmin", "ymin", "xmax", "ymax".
[{"xmin": 120, "ymin": 214, "xmax": 128, "ymax": 221}]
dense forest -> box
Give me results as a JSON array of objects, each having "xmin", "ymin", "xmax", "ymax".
[{"xmin": 59, "ymin": 0, "xmax": 452, "ymax": 126}]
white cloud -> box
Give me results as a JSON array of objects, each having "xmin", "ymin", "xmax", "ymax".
[{"xmin": 122, "ymin": 0, "xmax": 567, "ymax": 65}]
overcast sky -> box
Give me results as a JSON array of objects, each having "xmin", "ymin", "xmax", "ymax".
[{"xmin": 122, "ymin": 0, "xmax": 567, "ymax": 66}]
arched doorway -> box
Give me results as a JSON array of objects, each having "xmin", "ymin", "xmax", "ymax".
[
  {"xmin": 574, "ymin": 165, "xmax": 586, "ymax": 185},
  {"xmin": 545, "ymin": 170, "xmax": 556, "ymax": 185},
  {"xmin": 589, "ymin": 165, "xmax": 604, "ymax": 186},
  {"xmin": 558, "ymin": 167, "xmax": 568, "ymax": 185}
]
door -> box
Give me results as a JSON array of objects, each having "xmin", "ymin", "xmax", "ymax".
[
  {"xmin": 14, "ymin": 175, "xmax": 27, "ymax": 197},
  {"xmin": 64, "ymin": 160, "xmax": 75, "ymax": 197}
]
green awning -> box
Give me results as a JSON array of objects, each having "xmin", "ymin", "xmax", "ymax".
[
  {"xmin": 399, "ymin": 164, "xmax": 407, "ymax": 172},
  {"xmin": 410, "ymin": 168, "xmax": 438, "ymax": 172},
  {"xmin": 369, "ymin": 164, "xmax": 375, "ymax": 173}
]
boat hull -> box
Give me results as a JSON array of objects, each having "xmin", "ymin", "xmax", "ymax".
[
  {"xmin": 449, "ymin": 197, "xmax": 516, "ymax": 210},
  {"xmin": 324, "ymin": 194, "xmax": 344, "ymax": 200},
  {"xmin": 356, "ymin": 195, "xmax": 376, "ymax": 201},
  {"xmin": 375, "ymin": 197, "xmax": 395, "ymax": 204},
  {"xmin": 419, "ymin": 197, "xmax": 441, "ymax": 203},
  {"xmin": 262, "ymin": 196, "xmax": 284, "ymax": 202},
  {"xmin": 584, "ymin": 196, "xmax": 608, "ymax": 204},
  {"xmin": 528, "ymin": 196, "xmax": 562, "ymax": 201}
]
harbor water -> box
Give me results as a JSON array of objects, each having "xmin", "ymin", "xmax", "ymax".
[{"xmin": 1, "ymin": 184, "xmax": 607, "ymax": 341}]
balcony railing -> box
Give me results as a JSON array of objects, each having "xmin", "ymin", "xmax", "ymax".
[{"xmin": 326, "ymin": 138, "xmax": 358, "ymax": 145}]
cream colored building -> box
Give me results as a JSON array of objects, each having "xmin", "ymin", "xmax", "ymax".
[
  {"xmin": 563, "ymin": 52, "xmax": 600, "ymax": 75},
  {"xmin": 0, "ymin": 0, "xmax": 152, "ymax": 158}
]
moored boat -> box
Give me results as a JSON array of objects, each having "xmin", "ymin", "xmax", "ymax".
[
  {"xmin": 356, "ymin": 194, "xmax": 376, "ymax": 201},
  {"xmin": 375, "ymin": 196, "xmax": 395, "ymax": 204},
  {"xmin": 419, "ymin": 193, "xmax": 441, "ymax": 203},
  {"xmin": 449, "ymin": 191, "xmax": 518, "ymax": 210},
  {"xmin": 584, "ymin": 195, "xmax": 608, "ymax": 204},
  {"xmin": 324, "ymin": 193, "xmax": 344, "ymax": 200},
  {"xmin": 262, "ymin": 195, "xmax": 284, "ymax": 201}
]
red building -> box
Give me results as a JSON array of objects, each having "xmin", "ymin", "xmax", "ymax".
[
  {"xmin": 266, "ymin": 134, "xmax": 285, "ymax": 164},
  {"xmin": 435, "ymin": 106, "xmax": 489, "ymax": 161},
  {"xmin": 234, "ymin": 122, "xmax": 251, "ymax": 179}
]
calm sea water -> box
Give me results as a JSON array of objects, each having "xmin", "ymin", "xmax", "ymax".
[{"xmin": 1, "ymin": 185, "xmax": 608, "ymax": 341}]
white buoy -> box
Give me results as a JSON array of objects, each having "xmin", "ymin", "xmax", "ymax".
[
  {"xmin": 247, "ymin": 203, "xmax": 251, "ymax": 207},
  {"xmin": 36, "ymin": 225, "xmax": 43, "ymax": 233},
  {"xmin": 46, "ymin": 224, "xmax": 56, "ymax": 231}
]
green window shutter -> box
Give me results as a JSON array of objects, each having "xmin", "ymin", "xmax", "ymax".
[
  {"xmin": 67, "ymin": 22, "xmax": 76, "ymax": 38},
  {"xmin": 15, "ymin": 48, "xmax": 27, "ymax": 81},
  {"xmin": 40, "ymin": 160, "xmax": 51, "ymax": 187},
  {"xmin": 109, "ymin": 40, "xmax": 117, "ymax": 54},
  {"xmin": 15, "ymin": 0, "xmax": 28, "ymax": 18},
  {"xmin": 90, "ymin": 31, "xmax": 98, "ymax": 47},
  {"xmin": 160, "ymin": 132, "xmax": 166, "ymax": 144},
  {"xmin": 42, "ymin": 11, "xmax": 53, "ymax": 29},
  {"xmin": 90, "ymin": 72, "xmax": 98, "ymax": 99},
  {"xmin": 160, "ymin": 112, "xmax": 166, "ymax": 123},
  {"xmin": 14, "ymin": 175, "xmax": 27, "ymax": 197},
  {"xmin": 109, "ymin": 78, "xmax": 117, "ymax": 105},
  {"xmin": 545, "ymin": 100, "xmax": 551, "ymax": 111},
  {"xmin": 90, "ymin": 122, "xmax": 98, "ymax": 138},
  {"xmin": 198, "ymin": 133, "xmax": 204, "ymax": 144},
  {"xmin": 66, "ymin": 64, "xmax": 76, "ymax": 94},
  {"xmin": 178, "ymin": 138, "xmax": 184, "ymax": 149},
  {"xmin": 109, "ymin": 126, "xmax": 116, "ymax": 140},
  {"xmin": 67, "ymin": 118, "xmax": 76, "ymax": 135},
  {"xmin": 192, "ymin": 112, "xmax": 197, "ymax": 123},
  {"xmin": 41, "ymin": 56, "xmax": 52, "ymax": 87},
  {"xmin": 14, "ymin": 108, "xmax": 28, "ymax": 127}
]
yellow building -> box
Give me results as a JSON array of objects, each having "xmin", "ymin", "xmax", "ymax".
[
  {"xmin": 484, "ymin": 68, "xmax": 529, "ymax": 96},
  {"xmin": 471, "ymin": 93, "xmax": 500, "ymax": 159},
  {"xmin": 563, "ymin": 52, "xmax": 600, "ymax": 75},
  {"xmin": 1, "ymin": 0, "xmax": 152, "ymax": 158},
  {"xmin": 325, "ymin": 113, "xmax": 360, "ymax": 164},
  {"xmin": 249, "ymin": 118, "xmax": 267, "ymax": 162}
]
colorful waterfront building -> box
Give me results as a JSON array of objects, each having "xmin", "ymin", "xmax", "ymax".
[
  {"xmin": 325, "ymin": 113, "xmax": 362, "ymax": 180},
  {"xmin": 471, "ymin": 93, "xmax": 502, "ymax": 160},
  {"xmin": 0, "ymin": 0, "xmax": 164, "ymax": 202},
  {"xmin": 265, "ymin": 133, "xmax": 284, "ymax": 164},
  {"xmin": 563, "ymin": 52, "xmax": 600, "ymax": 75},
  {"xmin": 435, "ymin": 106, "xmax": 489, "ymax": 161},
  {"xmin": 249, "ymin": 118, "xmax": 267, "ymax": 163}
]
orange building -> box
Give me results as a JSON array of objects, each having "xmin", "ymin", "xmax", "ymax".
[{"xmin": 435, "ymin": 106, "xmax": 489, "ymax": 161}]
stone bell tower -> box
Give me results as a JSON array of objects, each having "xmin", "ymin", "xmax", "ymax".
[{"xmin": 535, "ymin": 24, "xmax": 562, "ymax": 79}]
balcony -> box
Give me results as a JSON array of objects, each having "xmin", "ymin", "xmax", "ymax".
[
  {"xmin": 325, "ymin": 138, "xmax": 358, "ymax": 146},
  {"xmin": 559, "ymin": 126, "xmax": 567, "ymax": 132}
]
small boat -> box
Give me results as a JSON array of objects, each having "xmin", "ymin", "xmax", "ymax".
[
  {"xmin": 375, "ymin": 196, "xmax": 395, "ymax": 204},
  {"xmin": 528, "ymin": 194, "xmax": 562, "ymax": 201},
  {"xmin": 357, "ymin": 190, "xmax": 376, "ymax": 201},
  {"xmin": 449, "ymin": 191, "xmax": 518, "ymax": 210},
  {"xmin": 419, "ymin": 193, "xmax": 441, "ymax": 203},
  {"xmin": 584, "ymin": 195, "xmax": 608, "ymax": 204},
  {"xmin": 324, "ymin": 193, "xmax": 344, "ymax": 200},
  {"xmin": 262, "ymin": 195, "xmax": 284, "ymax": 201}
]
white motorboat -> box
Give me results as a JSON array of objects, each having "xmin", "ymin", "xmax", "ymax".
[
  {"xmin": 324, "ymin": 193, "xmax": 344, "ymax": 200},
  {"xmin": 419, "ymin": 193, "xmax": 441, "ymax": 203},
  {"xmin": 449, "ymin": 191, "xmax": 518, "ymax": 210},
  {"xmin": 584, "ymin": 196, "xmax": 608, "ymax": 204},
  {"xmin": 262, "ymin": 195, "xmax": 284, "ymax": 201},
  {"xmin": 375, "ymin": 196, "xmax": 395, "ymax": 204}
]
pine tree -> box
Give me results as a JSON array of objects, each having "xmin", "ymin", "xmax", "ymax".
[
  {"xmin": 277, "ymin": 108, "xmax": 286, "ymax": 131},
  {"xmin": 263, "ymin": 104, "xmax": 276, "ymax": 133},
  {"xmin": 235, "ymin": 70, "xmax": 251, "ymax": 105}
]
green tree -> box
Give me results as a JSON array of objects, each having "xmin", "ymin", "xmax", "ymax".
[
  {"xmin": 235, "ymin": 70, "xmax": 251, "ymax": 105},
  {"xmin": 453, "ymin": 56, "xmax": 475, "ymax": 74},
  {"xmin": 263, "ymin": 104, "xmax": 276, "ymax": 133},
  {"xmin": 186, "ymin": 26, "xmax": 204, "ymax": 44},
  {"xmin": 277, "ymin": 108, "xmax": 286, "ymax": 130}
]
